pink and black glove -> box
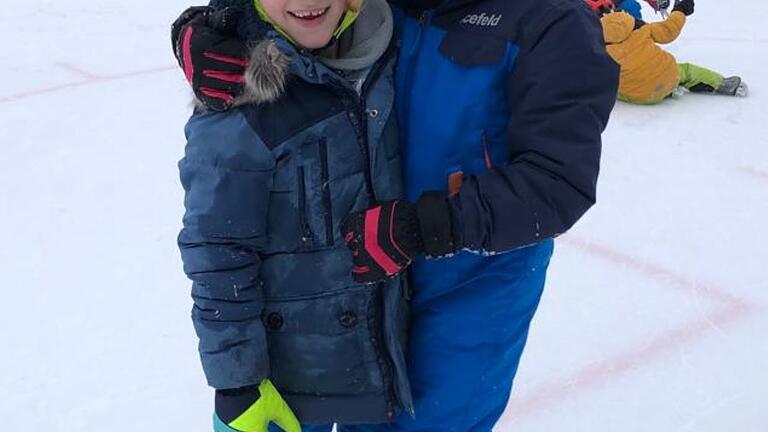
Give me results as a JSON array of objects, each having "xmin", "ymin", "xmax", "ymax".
[
  {"xmin": 341, "ymin": 193, "xmax": 458, "ymax": 284},
  {"xmin": 171, "ymin": 7, "xmax": 248, "ymax": 111}
]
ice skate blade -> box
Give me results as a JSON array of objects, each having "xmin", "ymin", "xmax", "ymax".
[{"xmin": 736, "ymin": 82, "xmax": 749, "ymax": 97}]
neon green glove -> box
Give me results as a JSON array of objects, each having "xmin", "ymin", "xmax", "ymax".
[{"xmin": 213, "ymin": 379, "xmax": 301, "ymax": 432}]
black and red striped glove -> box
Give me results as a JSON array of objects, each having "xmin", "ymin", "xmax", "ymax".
[
  {"xmin": 171, "ymin": 7, "xmax": 248, "ymax": 111},
  {"xmin": 341, "ymin": 193, "xmax": 458, "ymax": 284}
]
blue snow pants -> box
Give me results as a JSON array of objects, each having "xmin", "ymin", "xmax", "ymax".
[{"xmin": 271, "ymin": 240, "xmax": 554, "ymax": 432}]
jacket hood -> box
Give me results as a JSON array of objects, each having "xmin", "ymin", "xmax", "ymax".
[
  {"xmin": 315, "ymin": 0, "xmax": 393, "ymax": 78},
  {"xmin": 214, "ymin": 0, "xmax": 391, "ymax": 107},
  {"xmin": 601, "ymin": 11, "xmax": 635, "ymax": 44},
  {"xmin": 233, "ymin": 39, "xmax": 291, "ymax": 106}
]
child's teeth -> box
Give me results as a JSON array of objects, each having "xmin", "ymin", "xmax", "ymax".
[{"xmin": 292, "ymin": 8, "xmax": 326, "ymax": 18}]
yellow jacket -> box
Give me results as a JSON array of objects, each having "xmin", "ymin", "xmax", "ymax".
[{"xmin": 602, "ymin": 11, "xmax": 687, "ymax": 104}]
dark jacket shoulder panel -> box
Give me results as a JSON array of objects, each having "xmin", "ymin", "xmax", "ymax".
[
  {"xmin": 242, "ymin": 79, "xmax": 346, "ymax": 150},
  {"xmin": 430, "ymin": 0, "xmax": 600, "ymax": 67}
]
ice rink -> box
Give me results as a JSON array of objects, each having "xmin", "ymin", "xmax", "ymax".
[{"xmin": 1, "ymin": 1, "xmax": 766, "ymax": 431}]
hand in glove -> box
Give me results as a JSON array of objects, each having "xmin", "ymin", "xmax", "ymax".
[
  {"xmin": 171, "ymin": 6, "xmax": 248, "ymax": 111},
  {"xmin": 341, "ymin": 192, "xmax": 458, "ymax": 284},
  {"xmin": 213, "ymin": 380, "xmax": 301, "ymax": 432},
  {"xmin": 672, "ymin": 0, "xmax": 694, "ymax": 16}
]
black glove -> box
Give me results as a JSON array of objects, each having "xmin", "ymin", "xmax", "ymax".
[
  {"xmin": 672, "ymin": 0, "xmax": 694, "ymax": 16},
  {"xmin": 171, "ymin": 7, "xmax": 248, "ymax": 111},
  {"xmin": 341, "ymin": 192, "xmax": 458, "ymax": 284}
]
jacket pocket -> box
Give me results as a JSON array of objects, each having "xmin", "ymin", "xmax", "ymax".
[
  {"xmin": 297, "ymin": 166, "xmax": 314, "ymax": 247},
  {"xmin": 264, "ymin": 287, "xmax": 386, "ymax": 396}
]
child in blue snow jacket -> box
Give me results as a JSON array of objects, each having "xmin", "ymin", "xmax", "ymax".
[
  {"xmin": 174, "ymin": 0, "xmax": 619, "ymax": 430},
  {"xmin": 175, "ymin": 0, "xmax": 414, "ymax": 431},
  {"xmin": 616, "ymin": 0, "xmax": 669, "ymax": 20},
  {"xmin": 616, "ymin": 0, "xmax": 643, "ymax": 19}
]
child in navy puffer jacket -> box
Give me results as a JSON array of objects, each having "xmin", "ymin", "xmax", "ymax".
[{"xmin": 175, "ymin": 1, "xmax": 413, "ymax": 431}]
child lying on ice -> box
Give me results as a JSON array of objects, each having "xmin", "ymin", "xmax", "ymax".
[{"xmin": 586, "ymin": 0, "xmax": 748, "ymax": 104}]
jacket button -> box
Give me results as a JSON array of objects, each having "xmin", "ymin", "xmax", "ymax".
[
  {"xmin": 366, "ymin": 109, "xmax": 380, "ymax": 118},
  {"xmin": 266, "ymin": 312, "xmax": 284, "ymax": 331},
  {"xmin": 339, "ymin": 311, "xmax": 358, "ymax": 328}
]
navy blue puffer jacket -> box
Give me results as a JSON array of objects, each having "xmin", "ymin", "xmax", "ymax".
[{"xmin": 178, "ymin": 3, "xmax": 413, "ymax": 424}]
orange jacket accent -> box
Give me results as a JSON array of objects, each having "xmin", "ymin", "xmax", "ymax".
[{"xmin": 602, "ymin": 11, "xmax": 687, "ymax": 104}]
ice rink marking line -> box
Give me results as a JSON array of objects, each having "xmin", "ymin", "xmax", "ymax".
[
  {"xmin": 500, "ymin": 304, "xmax": 749, "ymax": 428},
  {"xmin": 56, "ymin": 62, "xmax": 103, "ymax": 80},
  {"xmin": 0, "ymin": 64, "xmax": 175, "ymax": 104},
  {"xmin": 497, "ymin": 236, "xmax": 758, "ymax": 428},
  {"xmin": 558, "ymin": 237, "xmax": 748, "ymax": 306},
  {"xmin": 738, "ymin": 166, "xmax": 768, "ymax": 182}
]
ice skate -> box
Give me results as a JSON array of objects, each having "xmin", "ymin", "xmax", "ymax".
[{"xmin": 716, "ymin": 76, "xmax": 749, "ymax": 97}]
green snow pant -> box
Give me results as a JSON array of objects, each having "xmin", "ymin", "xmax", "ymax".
[
  {"xmin": 619, "ymin": 63, "xmax": 725, "ymax": 105},
  {"xmin": 677, "ymin": 63, "xmax": 724, "ymax": 93}
]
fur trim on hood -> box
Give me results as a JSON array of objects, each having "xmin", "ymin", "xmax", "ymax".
[
  {"xmin": 234, "ymin": 40, "xmax": 291, "ymax": 106},
  {"xmin": 194, "ymin": 39, "xmax": 290, "ymax": 109}
]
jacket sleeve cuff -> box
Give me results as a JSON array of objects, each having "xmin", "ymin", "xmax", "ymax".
[
  {"xmin": 415, "ymin": 191, "xmax": 460, "ymax": 257},
  {"xmin": 195, "ymin": 318, "xmax": 270, "ymax": 390}
]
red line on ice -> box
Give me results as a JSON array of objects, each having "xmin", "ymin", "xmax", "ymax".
[
  {"xmin": 496, "ymin": 235, "xmax": 758, "ymax": 428},
  {"xmin": 500, "ymin": 303, "xmax": 749, "ymax": 428},
  {"xmin": 738, "ymin": 166, "xmax": 768, "ymax": 182},
  {"xmin": 56, "ymin": 62, "xmax": 103, "ymax": 80},
  {"xmin": 0, "ymin": 64, "xmax": 175, "ymax": 104},
  {"xmin": 557, "ymin": 236, "xmax": 746, "ymax": 306}
]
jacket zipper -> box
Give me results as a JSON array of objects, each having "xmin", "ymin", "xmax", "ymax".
[
  {"xmin": 297, "ymin": 166, "xmax": 314, "ymax": 245},
  {"xmin": 336, "ymin": 40, "xmax": 399, "ymax": 205},
  {"xmin": 371, "ymin": 285, "xmax": 397, "ymax": 421},
  {"xmin": 345, "ymin": 102, "xmax": 375, "ymax": 203},
  {"xmin": 318, "ymin": 138, "xmax": 334, "ymax": 246}
]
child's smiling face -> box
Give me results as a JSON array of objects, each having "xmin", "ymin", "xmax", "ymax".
[{"xmin": 261, "ymin": 0, "xmax": 350, "ymax": 49}]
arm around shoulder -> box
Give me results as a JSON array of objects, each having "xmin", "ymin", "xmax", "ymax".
[{"xmin": 453, "ymin": 3, "xmax": 619, "ymax": 252}]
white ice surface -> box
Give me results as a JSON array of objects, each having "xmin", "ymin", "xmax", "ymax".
[{"xmin": 1, "ymin": 1, "xmax": 766, "ymax": 431}]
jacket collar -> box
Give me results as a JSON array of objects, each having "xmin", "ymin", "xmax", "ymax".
[{"xmin": 391, "ymin": 0, "xmax": 479, "ymax": 13}]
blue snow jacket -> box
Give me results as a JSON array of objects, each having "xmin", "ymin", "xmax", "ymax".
[
  {"xmin": 390, "ymin": 0, "xmax": 618, "ymax": 289},
  {"xmin": 363, "ymin": 4, "xmax": 618, "ymax": 427},
  {"xmin": 178, "ymin": 1, "xmax": 413, "ymax": 425},
  {"xmin": 617, "ymin": 0, "xmax": 643, "ymax": 20}
]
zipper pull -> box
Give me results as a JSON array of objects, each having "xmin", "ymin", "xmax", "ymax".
[{"xmin": 418, "ymin": 11, "xmax": 428, "ymax": 27}]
